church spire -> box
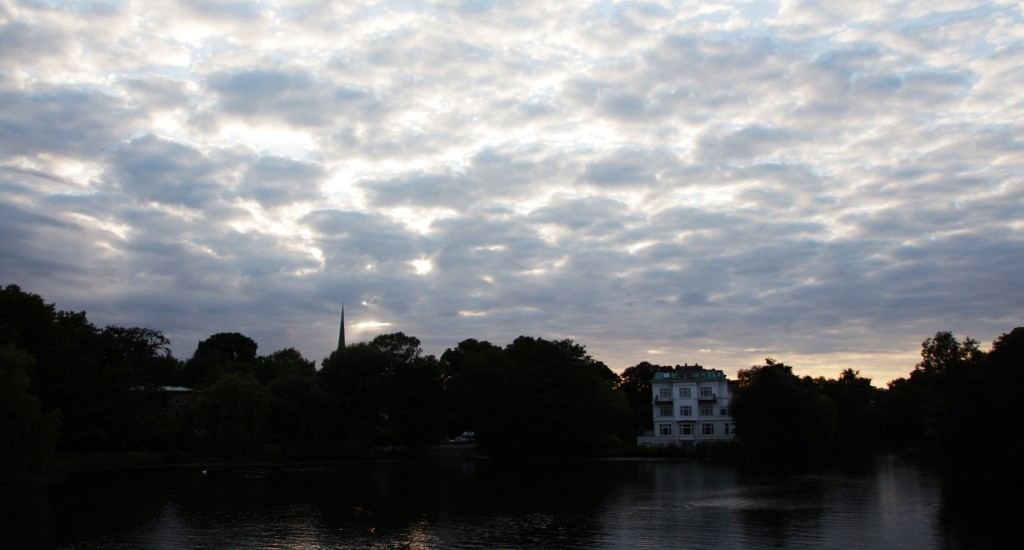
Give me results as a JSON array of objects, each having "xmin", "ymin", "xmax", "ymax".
[{"xmin": 337, "ymin": 303, "xmax": 346, "ymax": 352}]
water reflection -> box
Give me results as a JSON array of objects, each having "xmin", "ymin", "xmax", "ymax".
[{"xmin": 3, "ymin": 455, "xmax": 1004, "ymax": 549}]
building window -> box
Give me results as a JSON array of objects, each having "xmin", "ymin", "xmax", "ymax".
[
  {"xmin": 659, "ymin": 424, "xmax": 673, "ymax": 436},
  {"xmin": 658, "ymin": 387, "xmax": 671, "ymax": 400},
  {"xmin": 171, "ymin": 395, "xmax": 184, "ymax": 405},
  {"xmin": 702, "ymin": 423, "xmax": 715, "ymax": 436},
  {"xmin": 679, "ymin": 405, "xmax": 692, "ymax": 416},
  {"xmin": 700, "ymin": 404, "xmax": 713, "ymax": 416},
  {"xmin": 724, "ymin": 423, "xmax": 731, "ymax": 435},
  {"xmin": 680, "ymin": 424, "xmax": 693, "ymax": 436},
  {"xmin": 678, "ymin": 387, "xmax": 691, "ymax": 398},
  {"xmin": 700, "ymin": 387, "xmax": 713, "ymax": 398},
  {"xmin": 659, "ymin": 404, "xmax": 673, "ymax": 417},
  {"xmin": 720, "ymin": 407, "xmax": 729, "ymax": 416}
]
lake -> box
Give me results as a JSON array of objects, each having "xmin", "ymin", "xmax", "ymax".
[{"xmin": 3, "ymin": 454, "xmax": 1002, "ymax": 549}]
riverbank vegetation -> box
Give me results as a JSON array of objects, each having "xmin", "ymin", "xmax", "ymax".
[{"xmin": 2, "ymin": 283, "xmax": 1021, "ymax": 513}]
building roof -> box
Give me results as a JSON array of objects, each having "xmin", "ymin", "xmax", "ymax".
[
  {"xmin": 651, "ymin": 368, "xmax": 728, "ymax": 382},
  {"xmin": 131, "ymin": 385, "xmax": 194, "ymax": 392}
]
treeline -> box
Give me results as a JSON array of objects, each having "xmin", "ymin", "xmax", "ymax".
[
  {"xmin": 722, "ymin": 330, "xmax": 1023, "ymax": 516},
  {"xmin": 2, "ymin": 282, "xmax": 1022, "ymax": 511},
  {"xmin": 0, "ymin": 284, "xmax": 635, "ymax": 480}
]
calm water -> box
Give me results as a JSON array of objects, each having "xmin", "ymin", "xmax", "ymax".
[{"xmin": 3, "ymin": 454, "xmax": 1004, "ymax": 549}]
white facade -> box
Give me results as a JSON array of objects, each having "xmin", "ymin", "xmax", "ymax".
[{"xmin": 637, "ymin": 367, "xmax": 735, "ymax": 446}]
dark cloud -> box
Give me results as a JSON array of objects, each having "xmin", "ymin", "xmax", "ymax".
[
  {"xmin": 0, "ymin": 85, "xmax": 132, "ymax": 158},
  {"xmin": 359, "ymin": 147, "xmax": 560, "ymax": 208},
  {"xmin": 359, "ymin": 170, "xmax": 464, "ymax": 209},
  {"xmin": 528, "ymin": 195, "xmax": 635, "ymax": 232},
  {"xmin": 0, "ymin": 201, "xmax": 80, "ymax": 274},
  {"xmin": 301, "ymin": 209, "xmax": 421, "ymax": 265},
  {"xmin": 579, "ymin": 149, "xmax": 677, "ymax": 188},
  {"xmin": 206, "ymin": 68, "xmax": 378, "ymax": 128},
  {"xmin": 113, "ymin": 135, "xmax": 225, "ymax": 208},
  {"xmin": 0, "ymin": 19, "xmax": 70, "ymax": 60},
  {"xmin": 120, "ymin": 77, "xmax": 194, "ymax": 111},
  {"xmin": 697, "ymin": 125, "xmax": 799, "ymax": 162},
  {"xmin": 242, "ymin": 156, "xmax": 324, "ymax": 207}
]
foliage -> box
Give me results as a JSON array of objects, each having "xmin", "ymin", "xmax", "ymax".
[
  {"xmin": 491, "ymin": 336, "xmax": 630, "ymax": 457},
  {"xmin": 905, "ymin": 329, "xmax": 1024, "ymax": 514},
  {"xmin": 318, "ymin": 344, "xmax": 385, "ymax": 444},
  {"xmin": 440, "ymin": 339, "xmax": 513, "ymax": 437},
  {"xmin": 267, "ymin": 372, "xmax": 329, "ymax": 458},
  {"xmin": 1, "ymin": 284, "xmax": 117, "ymax": 452},
  {"xmin": 0, "ymin": 345, "xmax": 61, "ymax": 480},
  {"xmin": 319, "ymin": 333, "xmax": 446, "ymax": 455},
  {"xmin": 181, "ymin": 332, "xmax": 259, "ymax": 387},
  {"xmin": 812, "ymin": 369, "xmax": 882, "ymax": 466},
  {"xmin": 615, "ymin": 361, "xmax": 674, "ymax": 436},
  {"xmin": 195, "ymin": 374, "xmax": 272, "ymax": 460},
  {"xmin": 881, "ymin": 376, "xmax": 927, "ymax": 449},
  {"xmin": 915, "ymin": 331, "xmax": 981, "ymax": 375},
  {"xmin": 731, "ymin": 359, "xmax": 836, "ymax": 470},
  {"xmin": 3, "ymin": 279, "xmax": 1022, "ymax": 513},
  {"xmin": 255, "ymin": 347, "xmax": 315, "ymax": 386}
]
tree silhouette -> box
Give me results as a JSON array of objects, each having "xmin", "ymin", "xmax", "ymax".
[
  {"xmin": 732, "ymin": 359, "xmax": 836, "ymax": 469},
  {"xmin": 0, "ymin": 345, "xmax": 61, "ymax": 480}
]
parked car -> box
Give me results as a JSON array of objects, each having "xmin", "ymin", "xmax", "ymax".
[{"xmin": 448, "ymin": 431, "xmax": 476, "ymax": 443}]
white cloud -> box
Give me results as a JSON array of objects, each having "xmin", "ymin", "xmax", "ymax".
[{"xmin": 1, "ymin": 0, "xmax": 1021, "ymax": 384}]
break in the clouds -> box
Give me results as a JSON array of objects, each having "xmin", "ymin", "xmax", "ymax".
[{"xmin": 2, "ymin": 0, "xmax": 1022, "ymax": 384}]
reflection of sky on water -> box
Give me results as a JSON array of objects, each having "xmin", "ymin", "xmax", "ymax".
[
  {"xmin": 593, "ymin": 458, "xmax": 947, "ymax": 549},
  {"xmin": 19, "ymin": 457, "xmax": 976, "ymax": 549}
]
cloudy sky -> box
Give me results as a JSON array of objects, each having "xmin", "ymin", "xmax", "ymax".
[{"xmin": 2, "ymin": 0, "xmax": 1021, "ymax": 384}]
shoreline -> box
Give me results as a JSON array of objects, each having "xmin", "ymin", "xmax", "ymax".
[{"xmin": 41, "ymin": 443, "xmax": 712, "ymax": 479}]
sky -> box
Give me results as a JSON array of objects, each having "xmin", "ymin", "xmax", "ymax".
[{"xmin": 1, "ymin": 0, "xmax": 1022, "ymax": 385}]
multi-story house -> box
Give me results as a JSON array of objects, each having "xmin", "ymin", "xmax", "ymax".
[
  {"xmin": 133, "ymin": 385, "xmax": 194, "ymax": 419},
  {"xmin": 638, "ymin": 365, "xmax": 735, "ymax": 446}
]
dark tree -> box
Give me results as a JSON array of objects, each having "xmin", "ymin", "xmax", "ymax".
[
  {"xmin": 616, "ymin": 361, "xmax": 674, "ymax": 436},
  {"xmin": 488, "ymin": 336, "xmax": 630, "ymax": 457},
  {"xmin": 386, "ymin": 353, "xmax": 445, "ymax": 455},
  {"xmin": 915, "ymin": 331, "xmax": 981, "ymax": 375},
  {"xmin": 908, "ymin": 328, "xmax": 1024, "ymax": 515},
  {"xmin": 366, "ymin": 333, "xmax": 445, "ymax": 454},
  {"xmin": 254, "ymin": 347, "xmax": 315, "ymax": 386},
  {"xmin": 318, "ymin": 344, "xmax": 387, "ymax": 445},
  {"xmin": 731, "ymin": 358, "xmax": 836, "ymax": 470},
  {"xmin": 440, "ymin": 339, "xmax": 513, "ymax": 438},
  {"xmin": 366, "ymin": 332, "xmax": 423, "ymax": 375},
  {"xmin": 0, "ymin": 286, "xmax": 122, "ymax": 451},
  {"xmin": 882, "ymin": 376, "xmax": 928, "ymax": 449},
  {"xmin": 318, "ymin": 333, "xmax": 446, "ymax": 455},
  {"xmin": 914, "ymin": 331, "xmax": 984, "ymax": 469},
  {"xmin": 813, "ymin": 369, "xmax": 882, "ymax": 465},
  {"xmin": 0, "ymin": 285, "xmax": 62, "ymax": 366},
  {"xmin": 182, "ymin": 332, "xmax": 259, "ymax": 387},
  {"xmin": 977, "ymin": 328, "xmax": 1024, "ymax": 508},
  {"xmin": 94, "ymin": 325, "xmax": 184, "ymax": 449},
  {"xmin": 268, "ymin": 371, "xmax": 330, "ymax": 458},
  {"xmin": 195, "ymin": 374, "xmax": 272, "ymax": 460},
  {"xmin": 0, "ymin": 345, "xmax": 61, "ymax": 480},
  {"xmin": 99, "ymin": 326, "xmax": 171, "ymax": 364}
]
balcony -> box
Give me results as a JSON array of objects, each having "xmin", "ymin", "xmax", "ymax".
[{"xmin": 697, "ymin": 393, "xmax": 717, "ymax": 402}]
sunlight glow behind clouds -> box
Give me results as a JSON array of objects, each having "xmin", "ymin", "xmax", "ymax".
[{"xmin": 1, "ymin": 0, "xmax": 1022, "ymax": 384}]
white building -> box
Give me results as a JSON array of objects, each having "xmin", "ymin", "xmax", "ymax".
[{"xmin": 637, "ymin": 366, "xmax": 735, "ymax": 446}]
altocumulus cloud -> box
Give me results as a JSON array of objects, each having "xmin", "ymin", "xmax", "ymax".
[{"xmin": 1, "ymin": 0, "xmax": 1022, "ymax": 384}]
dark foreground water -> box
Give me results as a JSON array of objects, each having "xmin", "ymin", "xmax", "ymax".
[{"xmin": 3, "ymin": 454, "xmax": 1007, "ymax": 549}]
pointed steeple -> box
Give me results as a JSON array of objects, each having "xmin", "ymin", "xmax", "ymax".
[{"xmin": 337, "ymin": 303, "xmax": 346, "ymax": 352}]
